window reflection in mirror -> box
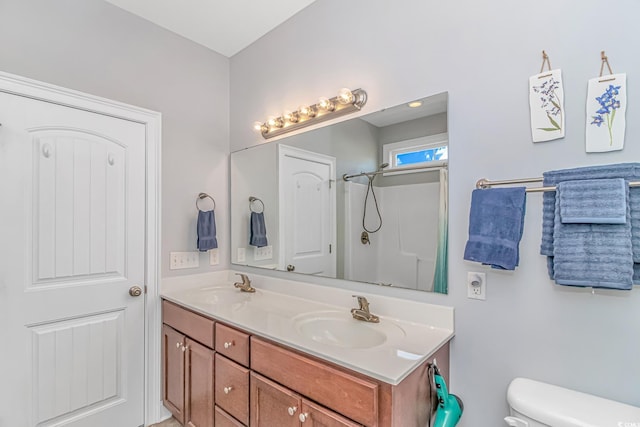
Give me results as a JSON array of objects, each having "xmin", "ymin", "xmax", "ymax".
[{"xmin": 230, "ymin": 92, "xmax": 448, "ymax": 293}]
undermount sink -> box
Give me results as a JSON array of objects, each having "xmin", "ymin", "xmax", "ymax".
[
  {"xmin": 182, "ymin": 286, "xmax": 252, "ymax": 305},
  {"xmin": 293, "ymin": 311, "xmax": 406, "ymax": 349}
]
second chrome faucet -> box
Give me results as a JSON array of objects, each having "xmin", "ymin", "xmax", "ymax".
[{"xmin": 351, "ymin": 295, "xmax": 379, "ymax": 323}]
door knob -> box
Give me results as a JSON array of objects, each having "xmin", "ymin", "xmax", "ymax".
[
  {"xmin": 286, "ymin": 264, "xmax": 295, "ymax": 272},
  {"xmin": 129, "ymin": 286, "xmax": 143, "ymax": 297}
]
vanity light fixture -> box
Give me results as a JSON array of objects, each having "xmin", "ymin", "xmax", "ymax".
[{"xmin": 255, "ymin": 88, "xmax": 367, "ymax": 139}]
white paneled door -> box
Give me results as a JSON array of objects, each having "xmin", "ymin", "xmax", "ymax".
[
  {"xmin": 0, "ymin": 91, "xmax": 146, "ymax": 426},
  {"xmin": 279, "ymin": 145, "xmax": 336, "ymax": 277}
]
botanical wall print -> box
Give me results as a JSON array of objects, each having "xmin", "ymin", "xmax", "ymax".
[
  {"xmin": 529, "ymin": 69, "xmax": 565, "ymax": 142},
  {"xmin": 586, "ymin": 73, "xmax": 626, "ymax": 152}
]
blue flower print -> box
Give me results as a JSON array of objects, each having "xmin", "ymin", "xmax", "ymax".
[
  {"xmin": 590, "ymin": 84, "xmax": 622, "ymax": 145},
  {"xmin": 533, "ymin": 77, "xmax": 562, "ymax": 132}
]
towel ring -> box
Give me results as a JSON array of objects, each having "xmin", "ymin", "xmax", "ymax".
[
  {"xmin": 196, "ymin": 192, "xmax": 216, "ymax": 211},
  {"xmin": 249, "ymin": 196, "xmax": 264, "ymax": 213}
]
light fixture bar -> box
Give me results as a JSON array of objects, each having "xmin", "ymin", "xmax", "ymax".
[{"xmin": 257, "ymin": 88, "xmax": 367, "ymax": 139}]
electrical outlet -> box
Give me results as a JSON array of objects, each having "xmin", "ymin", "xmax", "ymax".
[
  {"xmin": 467, "ymin": 272, "xmax": 486, "ymax": 300},
  {"xmin": 170, "ymin": 251, "xmax": 200, "ymax": 270},
  {"xmin": 209, "ymin": 248, "xmax": 219, "ymax": 265},
  {"xmin": 237, "ymin": 247, "xmax": 246, "ymax": 263},
  {"xmin": 254, "ymin": 245, "xmax": 273, "ymax": 261}
]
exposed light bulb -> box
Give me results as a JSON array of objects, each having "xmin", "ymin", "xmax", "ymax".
[
  {"xmin": 318, "ymin": 97, "xmax": 335, "ymax": 111},
  {"xmin": 298, "ymin": 105, "xmax": 316, "ymax": 118},
  {"xmin": 267, "ymin": 116, "xmax": 283, "ymax": 129},
  {"xmin": 337, "ymin": 88, "xmax": 354, "ymax": 105},
  {"xmin": 283, "ymin": 110, "xmax": 299, "ymax": 123},
  {"xmin": 253, "ymin": 121, "xmax": 268, "ymax": 133}
]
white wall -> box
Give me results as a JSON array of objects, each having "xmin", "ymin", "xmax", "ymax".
[
  {"xmin": 0, "ymin": 0, "xmax": 230, "ymax": 279},
  {"xmin": 230, "ymin": 0, "xmax": 640, "ymax": 424}
]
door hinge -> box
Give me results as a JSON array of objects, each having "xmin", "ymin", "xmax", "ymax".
[
  {"xmin": 144, "ymin": 285, "xmax": 148, "ymax": 294},
  {"xmin": 329, "ymin": 244, "xmax": 332, "ymax": 254}
]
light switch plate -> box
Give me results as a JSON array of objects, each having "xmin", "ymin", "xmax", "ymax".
[
  {"xmin": 237, "ymin": 247, "xmax": 246, "ymax": 263},
  {"xmin": 254, "ymin": 245, "xmax": 273, "ymax": 261},
  {"xmin": 170, "ymin": 252, "xmax": 200, "ymax": 270}
]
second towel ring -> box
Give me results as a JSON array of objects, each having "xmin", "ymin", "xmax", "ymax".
[
  {"xmin": 249, "ymin": 196, "xmax": 264, "ymax": 213},
  {"xmin": 196, "ymin": 192, "xmax": 216, "ymax": 211}
]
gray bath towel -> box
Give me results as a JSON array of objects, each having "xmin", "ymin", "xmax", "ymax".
[
  {"xmin": 540, "ymin": 163, "xmax": 640, "ymax": 282},
  {"xmin": 552, "ymin": 181, "xmax": 633, "ymax": 290}
]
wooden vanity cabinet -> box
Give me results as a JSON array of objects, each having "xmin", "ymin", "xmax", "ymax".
[
  {"xmin": 162, "ymin": 298, "xmax": 450, "ymax": 427},
  {"xmin": 162, "ymin": 301, "xmax": 215, "ymax": 427}
]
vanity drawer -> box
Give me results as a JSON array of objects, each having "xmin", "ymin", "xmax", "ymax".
[
  {"xmin": 215, "ymin": 406, "xmax": 245, "ymax": 427},
  {"xmin": 215, "ymin": 323, "xmax": 250, "ymax": 367},
  {"xmin": 215, "ymin": 353, "xmax": 250, "ymax": 425},
  {"xmin": 250, "ymin": 337, "xmax": 379, "ymax": 426},
  {"xmin": 162, "ymin": 300, "xmax": 214, "ymax": 349}
]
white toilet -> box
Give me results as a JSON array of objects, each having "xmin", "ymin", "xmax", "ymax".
[{"xmin": 505, "ymin": 377, "xmax": 640, "ymax": 427}]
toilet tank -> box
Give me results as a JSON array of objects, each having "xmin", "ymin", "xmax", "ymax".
[{"xmin": 506, "ymin": 378, "xmax": 640, "ymax": 427}]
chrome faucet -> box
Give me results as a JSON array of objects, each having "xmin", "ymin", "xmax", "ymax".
[
  {"xmin": 234, "ymin": 273, "xmax": 256, "ymax": 293},
  {"xmin": 351, "ymin": 295, "xmax": 379, "ymax": 323}
]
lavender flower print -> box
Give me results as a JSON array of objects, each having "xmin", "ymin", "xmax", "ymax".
[
  {"xmin": 590, "ymin": 84, "xmax": 621, "ymax": 145},
  {"xmin": 532, "ymin": 77, "xmax": 563, "ymax": 131}
]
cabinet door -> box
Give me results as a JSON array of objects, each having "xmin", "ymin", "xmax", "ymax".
[
  {"xmin": 250, "ymin": 373, "xmax": 300, "ymax": 427},
  {"xmin": 162, "ymin": 324, "xmax": 185, "ymax": 424},
  {"xmin": 300, "ymin": 399, "xmax": 362, "ymax": 427},
  {"xmin": 185, "ymin": 338, "xmax": 215, "ymax": 427}
]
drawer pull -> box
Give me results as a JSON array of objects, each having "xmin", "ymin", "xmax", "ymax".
[
  {"xmin": 299, "ymin": 412, "xmax": 309, "ymax": 422},
  {"xmin": 287, "ymin": 406, "xmax": 297, "ymax": 416},
  {"xmin": 223, "ymin": 386, "xmax": 233, "ymax": 394},
  {"xmin": 223, "ymin": 341, "xmax": 235, "ymax": 349}
]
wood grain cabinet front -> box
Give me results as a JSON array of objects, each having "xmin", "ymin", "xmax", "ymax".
[
  {"xmin": 162, "ymin": 324, "xmax": 186, "ymax": 424},
  {"xmin": 162, "ymin": 302, "xmax": 215, "ymax": 427},
  {"xmin": 215, "ymin": 353, "xmax": 250, "ymax": 425},
  {"xmin": 215, "ymin": 406, "xmax": 245, "ymax": 427},
  {"xmin": 251, "ymin": 372, "xmax": 361, "ymax": 427},
  {"xmin": 215, "ymin": 323, "xmax": 250, "ymax": 367}
]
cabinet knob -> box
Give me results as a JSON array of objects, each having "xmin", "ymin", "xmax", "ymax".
[
  {"xmin": 176, "ymin": 342, "xmax": 181, "ymax": 348},
  {"xmin": 224, "ymin": 341, "xmax": 234, "ymax": 349},
  {"xmin": 181, "ymin": 345, "xmax": 188, "ymax": 352},
  {"xmin": 299, "ymin": 412, "xmax": 309, "ymax": 422},
  {"xmin": 287, "ymin": 406, "xmax": 297, "ymax": 416},
  {"xmin": 223, "ymin": 386, "xmax": 233, "ymax": 394}
]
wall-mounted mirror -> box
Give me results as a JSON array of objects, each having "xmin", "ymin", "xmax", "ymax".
[{"xmin": 231, "ymin": 92, "xmax": 448, "ymax": 293}]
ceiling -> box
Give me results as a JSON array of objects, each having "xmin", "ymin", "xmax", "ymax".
[{"xmin": 103, "ymin": 0, "xmax": 317, "ymax": 57}]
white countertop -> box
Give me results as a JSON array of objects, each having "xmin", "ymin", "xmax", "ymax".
[{"xmin": 161, "ymin": 271, "xmax": 454, "ymax": 385}]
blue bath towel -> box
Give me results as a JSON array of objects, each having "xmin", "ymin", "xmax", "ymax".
[
  {"xmin": 463, "ymin": 187, "xmax": 526, "ymax": 270},
  {"xmin": 552, "ymin": 182, "xmax": 633, "ymax": 290},
  {"xmin": 250, "ymin": 211, "xmax": 268, "ymax": 247},
  {"xmin": 540, "ymin": 163, "xmax": 640, "ymax": 282},
  {"xmin": 197, "ymin": 210, "xmax": 218, "ymax": 251},
  {"xmin": 558, "ymin": 179, "xmax": 627, "ymax": 224}
]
